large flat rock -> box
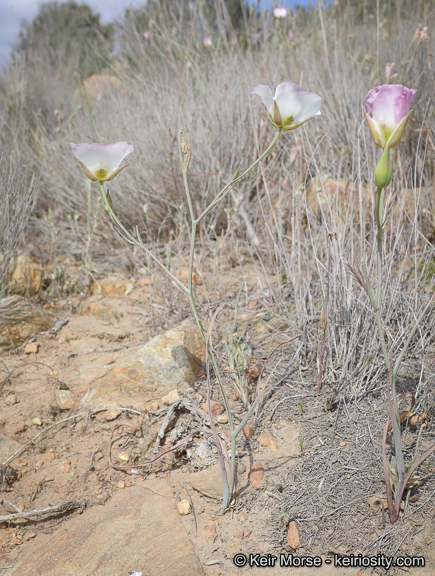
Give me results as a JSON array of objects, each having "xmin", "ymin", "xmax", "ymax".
[{"xmin": 7, "ymin": 481, "xmax": 205, "ymax": 576}]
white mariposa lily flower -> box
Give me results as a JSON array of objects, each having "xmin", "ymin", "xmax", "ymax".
[
  {"xmin": 273, "ymin": 7, "xmax": 287, "ymax": 19},
  {"xmin": 70, "ymin": 141, "xmax": 134, "ymax": 182},
  {"xmin": 251, "ymin": 82, "xmax": 321, "ymax": 131}
]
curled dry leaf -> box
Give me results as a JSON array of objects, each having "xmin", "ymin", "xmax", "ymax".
[
  {"xmin": 387, "ymin": 392, "xmax": 427, "ymax": 431},
  {"xmin": 180, "ymin": 130, "xmax": 191, "ymax": 170},
  {"xmin": 247, "ymin": 364, "xmax": 262, "ymax": 379}
]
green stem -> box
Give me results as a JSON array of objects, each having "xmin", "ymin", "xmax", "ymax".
[
  {"xmin": 373, "ymin": 184, "xmax": 405, "ymax": 500},
  {"xmin": 178, "ymin": 127, "xmax": 282, "ymax": 510},
  {"xmin": 374, "ymin": 187, "xmax": 390, "ymax": 367},
  {"xmin": 99, "ymin": 182, "xmax": 189, "ymax": 297},
  {"xmin": 374, "ymin": 189, "xmax": 390, "ymax": 370}
]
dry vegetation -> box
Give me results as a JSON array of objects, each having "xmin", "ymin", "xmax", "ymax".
[
  {"xmin": 2, "ymin": 0, "xmax": 432, "ymax": 394},
  {"xmin": 0, "ymin": 0, "xmax": 434, "ymax": 572}
]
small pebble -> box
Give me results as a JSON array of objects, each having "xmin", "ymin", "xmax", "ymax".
[
  {"xmin": 117, "ymin": 452, "xmax": 129, "ymax": 464},
  {"xmin": 161, "ymin": 390, "xmax": 180, "ymax": 405},
  {"xmin": 201, "ymin": 401, "xmax": 224, "ymax": 416},
  {"xmin": 215, "ymin": 414, "xmax": 228, "ymax": 424},
  {"xmin": 103, "ymin": 407, "xmax": 122, "ymax": 421},
  {"xmin": 176, "ymin": 500, "xmax": 191, "ymax": 515},
  {"xmin": 5, "ymin": 394, "xmax": 17, "ymax": 406},
  {"xmin": 24, "ymin": 342, "xmax": 39, "ymax": 355}
]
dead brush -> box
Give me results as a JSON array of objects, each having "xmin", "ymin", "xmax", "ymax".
[{"xmin": 0, "ymin": 150, "xmax": 38, "ymax": 294}]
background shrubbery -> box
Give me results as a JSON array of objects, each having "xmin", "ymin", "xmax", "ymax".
[{"xmin": 0, "ymin": 0, "xmax": 433, "ymax": 389}]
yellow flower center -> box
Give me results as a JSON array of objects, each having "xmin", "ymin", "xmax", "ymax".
[
  {"xmin": 95, "ymin": 167, "xmax": 108, "ymax": 179},
  {"xmin": 283, "ymin": 115, "xmax": 294, "ymax": 128}
]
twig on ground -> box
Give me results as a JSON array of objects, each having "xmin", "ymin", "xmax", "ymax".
[
  {"xmin": 0, "ymin": 500, "xmax": 21, "ymax": 514},
  {"xmin": 154, "ymin": 398, "xmax": 183, "ymax": 452},
  {"xmin": 142, "ymin": 485, "xmax": 173, "ymax": 498},
  {"xmin": 153, "ymin": 398, "xmax": 210, "ymax": 453},
  {"xmin": 0, "ymin": 499, "xmax": 85, "ymax": 523},
  {"xmin": 184, "ymin": 487, "xmax": 197, "ymax": 536},
  {"xmin": 40, "ymin": 316, "xmax": 69, "ymax": 334},
  {"xmin": 58, "ymin": 340, "xmax": 147, "ymax": 356}
]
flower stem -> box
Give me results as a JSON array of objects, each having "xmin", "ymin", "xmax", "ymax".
[
  {"xmin": 373, "ymin": 184, "xmax": 405, "ymax": 510},
  {"xmin": 98, "ymin": 182, "xmax": 189, "ymax": 296},
  {"xmin": 178, "ymin": 127, "xmax": 282, "ymax": 510}
]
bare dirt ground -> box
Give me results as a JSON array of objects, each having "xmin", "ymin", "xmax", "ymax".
[{"xmin": 0, "ymin": 259, "xmax": 434, "ymax": 576}]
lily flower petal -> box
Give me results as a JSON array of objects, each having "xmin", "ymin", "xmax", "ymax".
[
  {"xmin": 250, "ymin": 84, "xmax": 274, "ymax": 112},
  {"xmin": 252, "ymin": 82, "xmax": 321, "ymax": 131},
  {"xmin": 70, "ymin": 142, "xmax": 134, "ymax": 182},
  {"xmin": 364, "ymin": 85, "xmax": 416, "ymax": 149},
  {"xmin": 273, "ymin": 7, "xmax": 287, "ymax": 19}
]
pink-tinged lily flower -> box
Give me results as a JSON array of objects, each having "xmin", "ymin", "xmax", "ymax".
[
  {"xmin": 273, "ymin": 7, "xmax": 287, "ymax": 19},
  {"xmin": 143, "ymin": 30, "xmax": 150, "ymax": 39},
  {"xmin": 70, "ymin": 142, "xmax": 134, "ymax": 182},
  {"xmin": 251, "ymin": 82, "xmax": 322, "ymax": 131},
  {"xmin": 414, "ymin": 24, "xmax": 428, "ymax": 41},
  {"xmin": 364, "ymin": 84, "xmax": 416, "ymax": 149},
  {"xmin": 203, "ymin": 36, "xmax": 212, "ymax": 47}
]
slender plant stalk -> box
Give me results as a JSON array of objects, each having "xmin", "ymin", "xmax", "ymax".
[
  {"xmin": 374, "ymin": 186, "xmax": 405, "ymax": 491},
  {"xmin": 371, "ymin": 181, "xmax": 434, "ymax": 523},
  {"xmin": 98, "ymin": 127, "xmax": 282, "ymax": 511},
  {"xmin": 99, "ymin": 182, "xmax": 188, "ymax": 296},
  {"xmin": 178, "ymin": 126, "xmax": 282, "ymax": 510}
]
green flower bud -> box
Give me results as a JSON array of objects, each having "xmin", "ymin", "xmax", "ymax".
[{"xmin": 374, "ymin": 148, "xmax": 392, "ymax": 190}]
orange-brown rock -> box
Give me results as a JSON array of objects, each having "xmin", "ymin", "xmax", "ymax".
[
  {"xmin": 243, "ymin": 425, "xmax": 254, "ymax": 437},
  {"xmin": 258, "ymin": 431, "xmax": 279, "ymax": 452},
  {"xmin": 201, "ymin": 400, "xmax": 224, "ymax": 416},
  {"xmin": 287, "ymin": 521, "xmax": 301, "ymax": 549},
  {"xmin": 248, "ymin": 461, "xmax": 264, "ymax": 489},
  {"xmin": 8, "ymin": 252, "xmax": 43, "ymax": 296}
]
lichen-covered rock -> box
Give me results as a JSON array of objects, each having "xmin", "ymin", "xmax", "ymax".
[
  {"xmin": 0, "ymin": 434, "xmax": 23, "ymax": 463},
  {"xmin": 0, "ymin": 296, "xmax": 53, "ymax": 351},
  {"xmin": 8, "ymin": 252, "xmax": 43, "ymax": 296},
  {"xmin": 82, "ymin": 319, "xmax": 205, "ymax": 410}
]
